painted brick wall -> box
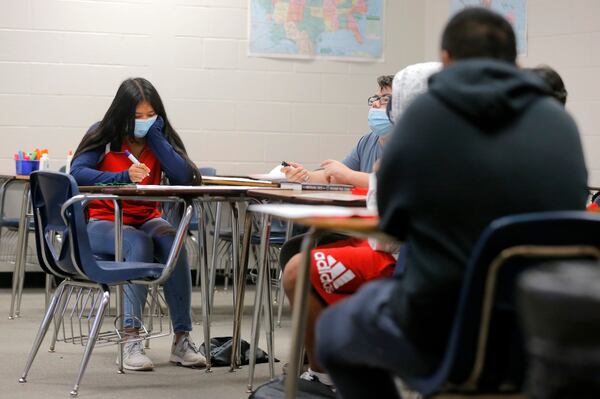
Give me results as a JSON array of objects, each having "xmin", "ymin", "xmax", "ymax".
[
  {"xmin": 0, "ymin": 0, "xmax": 426, "ymax": 175},
  {"xmin": 424, "ymin": 0, "xmax": 600, "ymax": 185}
]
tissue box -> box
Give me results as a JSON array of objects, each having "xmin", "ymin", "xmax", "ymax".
[{"xmin": 15, "ymin": 160, "xmax": 40, "ymax": 176}]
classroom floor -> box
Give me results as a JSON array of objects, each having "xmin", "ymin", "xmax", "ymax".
[
  {"xmin": 1, "ymin": 286, "xmax": 290, "ymax": 399},
  {"xmin": 0, "ymin": 287, "xmax": 527, "ymax": 399}
]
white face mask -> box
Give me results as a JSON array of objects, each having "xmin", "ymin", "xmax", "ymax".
[{"xmin": 133, "ymin": 115, "xmax": 158, "ymax": 138}]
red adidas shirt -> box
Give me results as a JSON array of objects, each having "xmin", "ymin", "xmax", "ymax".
[{"xmin": 87, "ymin": 142, "xmax": 162, "ymax": 225}]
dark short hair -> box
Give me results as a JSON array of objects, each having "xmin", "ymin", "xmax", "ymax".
[
  {"xmin": 529, "ymin": 65, "xmax": 568, "ymax": 105},
  {"xmin": 377, "ymin": 75, "xmax": 394, "ymax": 89},
  {"xmin": 441, "ymin": 7, "xmax": 517, "ymax": 63}
]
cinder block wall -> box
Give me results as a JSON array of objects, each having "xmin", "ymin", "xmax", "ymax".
[
  {"xmin": 0, "ymin": 0, "xmax": 426, "ymax": 175},
  {"xmin": 424, "ymin": 0, "xmax": 600, "ymax": 185}
]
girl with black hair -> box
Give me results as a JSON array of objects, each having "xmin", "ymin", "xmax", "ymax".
[{"xmin": 70, "ymin": 77, "xmax": 204, "ymax": 371}]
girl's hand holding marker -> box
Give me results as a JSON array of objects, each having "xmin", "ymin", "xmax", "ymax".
[{"xmin": 124, "ymin": 150, "xmax": 150, "ymax": 183}]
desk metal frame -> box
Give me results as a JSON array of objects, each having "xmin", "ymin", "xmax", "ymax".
[
  {"xmin": 9, "ymin": 177, "xmax": 32, "ymax": 319},
  {"xmin": 80, "ymin": 185, "xmax": 263, "ymax": 371},
  {"xmin": 230, "ymin": 189, "xmax": 367, "ymax": 393}
]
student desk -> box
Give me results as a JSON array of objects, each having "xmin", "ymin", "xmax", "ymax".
[
  {"xmin": 230, "ymin": 189, "xmax": 367, "ymax": 392},
  {"xmin": 248, "ymin": 188, "xmax": 367, "ymax": 207},
  {"xmin": 280, "ymin": 216, "xmax": 379, "ymax": 399},
  {"xmin": 79, "ymin": 184, "xmax": 276, "ymax": 371},
  {"xmin": 246, "ymin": 202, "xmax": 380, "ymax": 398}
]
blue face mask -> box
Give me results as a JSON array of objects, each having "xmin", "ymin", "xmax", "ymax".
[
  {"xmin": 133, "ymin": 115, "xmax": 158, "ymax": 138},
  {"xmin": 368, "ymin": 108, "xmax": 393, "ymax": 137}
]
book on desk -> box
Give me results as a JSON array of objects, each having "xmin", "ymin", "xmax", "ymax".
[
  {"xmin": 201, "ymin": 175, "xmax": 278, "ymax": 187},
  {"xmin": 279, "ymin": 182, "xmax": 353, "ymax": 191}
]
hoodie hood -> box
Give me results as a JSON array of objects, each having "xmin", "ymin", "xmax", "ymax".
[
  {"xmin": 391, "ymin": 62, "xmax": 442, "ymax": 123},
  {"xmin": 428, "ymin": 59, "xmax": 551, "ymax": 129}
]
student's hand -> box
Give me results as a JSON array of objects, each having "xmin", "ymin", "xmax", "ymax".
[
  {"xmin": 128, "ymin": 163, "xmax": 151, "ymax": 183},
  {"xmin": 148, "ymin": 115, "xmax": 164, "ymax": 136},
  {"xmin": 321, "ymin": 159, "xmax": 352, "ymax": 184},
  {"xmin": 282, "ymin": 161, "xmax": 310, "ymax": 183}
]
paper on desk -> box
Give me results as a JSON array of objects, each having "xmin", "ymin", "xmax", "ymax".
[
  {"xmin": 248, "ymin": 203, "xmax": 376, "ymax": 219},
  {"xmin": 202, "ymin": 176, "xmax": 273, "ymax": 185},
  {"xmin": 248, "ymin": 164, "xmax": 287, "ymax": 182}
]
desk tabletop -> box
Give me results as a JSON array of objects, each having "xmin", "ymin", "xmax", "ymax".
[
  {"xmin": 201, "ymin": 176, "xmax": 278, "ymax": 188},
  {"xmin": 295, "ymin": 216, "xmax": 379, "ymax": 232},
  {"xmin": 78, "ymin": 184, "xmax": 267, "ymax": 198},
  {"xmin": 248, "ymin": 189, "xmax": 366, "ymax": 207}
]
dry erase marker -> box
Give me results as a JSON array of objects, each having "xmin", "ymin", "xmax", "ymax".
[
  {"xmin": 124, "ymin": 150, "xmax": 141, "ymax": 165},
  {"xmin": 124, "ymin": 150, "xmax": 150, "ymax": 178},
  {"xmin": 281, "ymin": 161, "xmax": 290, "ymax": 167}
]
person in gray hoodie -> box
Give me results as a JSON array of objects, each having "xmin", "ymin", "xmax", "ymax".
[{"xmin": 315, "ymin": 8, "xmax": 588, "ymax": 399}]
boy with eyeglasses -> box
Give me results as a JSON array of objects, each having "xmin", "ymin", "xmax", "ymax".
[{"xmin": 281, "ymin": 75, "xmax": 394, "ymax": 187}]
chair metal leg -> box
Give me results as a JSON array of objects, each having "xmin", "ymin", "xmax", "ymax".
[
  {"xmin": 70, "ymin": 288, "xmax": 110, "ymax": 397},
  {"xmin": 49, "ymin": 285, "xmax": 74, "ymax": 352},
  {"xmin": 247, "ymin": 213, "xmax": 271, "ymax": 392},
  {"xmin": 20, "ymin": 281, "xmax": 67, "ymax": 383},
  {"xmin": 144, "ymin": 285, "xmax": 158, "ymax": 349},
  {"xmin": 196, "ymin": 202, "xmax": 212, "ymax": 371},
  {"xmin": 45, "ymin": 274, "xmax": 54, "ymax": 309}
]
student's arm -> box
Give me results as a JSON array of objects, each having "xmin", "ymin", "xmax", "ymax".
[
  {"xmin": 340, "ymin": 141, "xmax": 361, "ymax": 171},
  {"xmin": 281, "ymin": 162, "xmax": 329, "ymax": 183},
  {"xmin": 321, "ymin": 160, "xmax": 369, "ymax": 187},
  {"xmin": 70, "ymin": 148, "xmax": 131, "ymax": 185},
  {"xmin": 282, "ymin": 134, "xmax": 368, "ymax": 184},
  {"xmin": 145, "ymin": 117, "xmax": 194, "ymax": 185}
]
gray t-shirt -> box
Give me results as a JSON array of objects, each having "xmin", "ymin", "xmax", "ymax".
[{"xmin": 341, "ymin": 132, "xmax": 383, "ymax": 173}]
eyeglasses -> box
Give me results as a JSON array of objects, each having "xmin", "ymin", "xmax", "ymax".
[{"xmin": 367, "ymin": 94, "xmax": 391, "ymax": 106}]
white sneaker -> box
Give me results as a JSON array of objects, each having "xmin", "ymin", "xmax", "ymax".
[
  {"xmin": 300, "ymin": 369, "xmax": 336, "ymax": 392},
  {"xmin": 118, "ymin": 341, "xmax": 154, "ymax": 371},
  {"xmin": 169, "ymin": 334, "xmax": 206, "ymax": 367}
]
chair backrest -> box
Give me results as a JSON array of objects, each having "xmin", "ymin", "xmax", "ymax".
[
  {"xmin": 30, "ymin": 171, "xmax": 82, "ymax": 278},
  {"xmin": 405, "ymin": 211, "xmax": 600, "ymax": 394},
  {"xmin": 0, "ymin": 179, "xmax": 29, "ymax": 222},
  {"xmin": 30, "ymin": 171, "xmax": 104, "ymax": 282}
]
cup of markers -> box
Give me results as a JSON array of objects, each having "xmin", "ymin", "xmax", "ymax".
[{"xmin": 14, "ymin": 148, "xmax": 46, "ymax": 176}]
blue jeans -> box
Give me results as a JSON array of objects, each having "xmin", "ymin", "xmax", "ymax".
[
  {"xmin": 87, "ymin": 218, "xmax": 193, "ymax": 332},
  {"xmin": 316, "ymin": 279, "xmax": 437, "ymax": 399}
]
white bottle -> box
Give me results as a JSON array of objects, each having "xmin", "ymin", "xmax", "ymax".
[
  {"xmin": 39, "ymin": 153, "xmax": 50, "ymax": 171},
  {"xmin": 65, "ymin": 150, "xmax": 73, "ymax": 174}
]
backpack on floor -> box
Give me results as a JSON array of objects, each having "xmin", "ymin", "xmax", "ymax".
[
  {"xmin": 200, "ymin": 336, "xmax": 277, "ymax": 367},
  {"xmin": 249, "ymin": 376, "xmax": 336, "ymax": 399}
]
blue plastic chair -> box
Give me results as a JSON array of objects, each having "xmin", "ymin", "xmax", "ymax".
[
  {"xmin": 19, "ymin": 171, "xmax": 193, "ymax": 397},
  {"xmin": 401, "ymin": 211, "xmax": 600, "ymax": 396}
]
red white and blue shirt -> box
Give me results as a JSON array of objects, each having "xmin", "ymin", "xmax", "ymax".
[{"xmin": 70, "ymin": 125, "xmax": 193, "ymax": 225}]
